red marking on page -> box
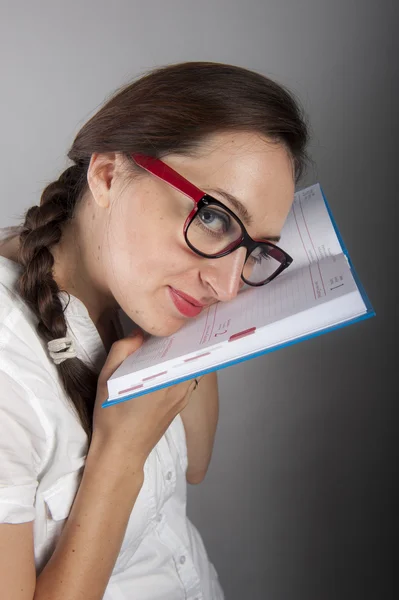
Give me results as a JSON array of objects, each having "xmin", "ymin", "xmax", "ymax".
[
  {"xmin": 118, "ymin": 383, "xmax": 143, "ymax": 395},
  {"xmin": 298, "ymin": 198, "xmax": 326, "ymax": 296},
  {"xmin": 292, "ymin": 203, "xmax": 316, "ymax": 299},
  {"xmin": 228, "ymin": 327, "xmax": 256, "ymax": 342},
  {"xmin": 200, "ymin": 306, "xmax": 211, "ymax": 345},
  {"xmin": 184, "ymin": 352, "xmax": 211, "ymax": 362},
  {"xmin": 143, "ymin": 371, "xmax": 168, "ymax": 381}
]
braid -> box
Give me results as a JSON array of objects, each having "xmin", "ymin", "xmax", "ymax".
[{"xmin": 17, "ymin": 165, "xmax": 97, "ymax": 437}]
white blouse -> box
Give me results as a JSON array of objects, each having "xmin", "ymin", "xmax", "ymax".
[{"xmin": 0, "ymin": 245, "xmax": 224, "ymax": 600}]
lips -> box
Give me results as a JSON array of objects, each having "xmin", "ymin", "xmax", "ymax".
[{"xmin": 168, "ymin": 287, "xmax": 205, "ymax": 318}]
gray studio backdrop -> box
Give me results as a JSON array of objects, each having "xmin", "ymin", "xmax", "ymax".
[{"xmin": 0, "ymin": 1, "xmax": 395, "ymax": 599}]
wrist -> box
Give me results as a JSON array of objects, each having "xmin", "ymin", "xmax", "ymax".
[{"xmin": 86, "ymin": 436, "xmax": 146, "ymax": 490}]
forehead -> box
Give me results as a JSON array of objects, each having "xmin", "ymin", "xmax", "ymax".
[{"xmin": 166, "ymin": 131, "xmax": 295, "ymax": 238}]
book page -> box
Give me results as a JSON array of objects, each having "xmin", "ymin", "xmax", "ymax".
[
  {"xmin": 111, "ymin": 252, "xmax": 358, "ymax": 380},
  {"xmin": 280, "ymin": 184, "xmax": 344, "ymax": 271}
]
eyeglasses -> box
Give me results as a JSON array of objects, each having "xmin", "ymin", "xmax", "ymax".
[{"xmin": 132, "ymin": 154, "xmax": 293, "ymax": 287}]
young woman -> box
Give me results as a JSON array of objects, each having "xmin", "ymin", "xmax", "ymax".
[{"xmin": 0, "ymin": 62, "xmax": 308, "ymax": 599}]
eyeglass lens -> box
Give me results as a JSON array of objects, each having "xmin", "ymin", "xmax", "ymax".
[{"xmin": 186, "ymin": 204, "xmax": 282, "ymax": 285}]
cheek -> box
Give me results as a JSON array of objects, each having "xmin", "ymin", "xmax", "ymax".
[{"xmin": 102, "ymin": 195, "xmax": 186, "ymax": 293}]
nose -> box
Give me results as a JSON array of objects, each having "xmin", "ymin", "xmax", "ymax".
[{"xmin": 200, "ymin": 247, "xmax": 247, "ymax": 302}]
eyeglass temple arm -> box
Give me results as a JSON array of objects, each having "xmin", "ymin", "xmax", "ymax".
[{"xmin": 132, "ymin": 154, "xmax": 204, "ymax": 204}]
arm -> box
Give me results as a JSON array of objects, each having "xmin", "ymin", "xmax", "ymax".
[
  {"xmin": 0, "ymin": 445, "xmax": 144, "ymax": 600},
  {"xmin": 179, "ymin": 372, "xmax": 219, "ymax": 484},
  {"xmin": 0, "ymin": 335, "xmax": 194, "ymax": 599},
  {"xmin": 35, "ymin": 445, "xmax": 144, "ymax": 600},
  {"xmin": 0, "ymin": 523, "xmax": 36, "ymax": 599},
  {"xmin": 0, "ymin": 338, "xmax": 195, "ymax": 600}
]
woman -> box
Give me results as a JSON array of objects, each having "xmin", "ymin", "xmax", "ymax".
[{"xmin": 0, "ymin": 62, "xmax": 308, "ymax": 599}]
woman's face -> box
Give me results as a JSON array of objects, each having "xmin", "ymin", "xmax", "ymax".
[{"xmin": 89, "ymin": 131, "xmax": 295, "ymax": 336}]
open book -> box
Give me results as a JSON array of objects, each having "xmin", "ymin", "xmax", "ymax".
[{"xmin": 104, "ymin": 184, "xmax": 374, "ymax": 407}]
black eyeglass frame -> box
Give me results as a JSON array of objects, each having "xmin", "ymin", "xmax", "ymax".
[{"xmin": 132, "ymin": 153, "xmax": 294, "ymax": 287}]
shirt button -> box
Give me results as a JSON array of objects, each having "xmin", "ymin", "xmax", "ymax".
[
  {"xmin": 179, "ymin": 555, "xmax": 186, "ymax": 565},
  {"xmin": 166, "ymin": 471, "xmax": 173, "ymax": 480}
]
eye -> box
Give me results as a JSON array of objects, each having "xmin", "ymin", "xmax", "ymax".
[
  {"xmin": 196, "ymin": 206, "xmax": 232, "ymax": 236},
  {"xmin": 248, "ymin": 246, "xmax": 272, "ymax": 265}
]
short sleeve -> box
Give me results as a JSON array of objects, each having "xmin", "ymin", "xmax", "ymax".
[{"xmin": 0, "ymin": 369, "xmax": 47, "ymax": 523}]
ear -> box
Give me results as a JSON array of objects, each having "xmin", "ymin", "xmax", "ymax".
[{"xmin": 87, "ymin": 153, "xmax": 118, "ymax": 209}]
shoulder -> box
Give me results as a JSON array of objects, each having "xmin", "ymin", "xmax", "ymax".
[
  {"xmin": 0, "ymin": 253, "xmax": 58, "ymax": 382},
  {"xmin": 0, "ymin": 256, "xmax": 54, "ymax": 396},
  {"xmin": 0, "ymin": 253, "xmax": 36, "ymax": 342},
  {"xmin": 0, "ymin": 256, "xmax": 86, "ymax": 449}
]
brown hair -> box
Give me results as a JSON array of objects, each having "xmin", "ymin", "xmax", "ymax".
[{"xmin": 17, "ymin": 62, "xmax": 309, "ymax": 437}]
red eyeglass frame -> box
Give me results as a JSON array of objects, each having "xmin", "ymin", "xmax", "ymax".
[{"xmin": 131, "ymin": 153, "xmax": 293, "ymax": 286}]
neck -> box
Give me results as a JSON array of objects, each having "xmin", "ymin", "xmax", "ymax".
[{"xmin": 51, "ymin": 208, "xmax": 117, "ymax": 327}]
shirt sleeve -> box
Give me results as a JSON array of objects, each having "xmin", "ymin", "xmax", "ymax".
[{"xmin": 0, "ymin": 368, "xmax": 48, "ymax": 523}]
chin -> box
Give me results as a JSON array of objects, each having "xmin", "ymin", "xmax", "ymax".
[
  {"xmin": 120, "ymin": 289, "xmax": 190, "ymax": 337},
  {"xmin": 135, "ymin": 315, "xmax": 187, "ymax": 338}
]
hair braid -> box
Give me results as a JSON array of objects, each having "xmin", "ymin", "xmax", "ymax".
[{"xmin": 17, "ymin": 165, "xmax": 97, "ymax": 437}]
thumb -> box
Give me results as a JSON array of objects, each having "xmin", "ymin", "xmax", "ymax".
[{"xmin": 98, "ymin": 331, "xmax": 144, "ymax": 385}]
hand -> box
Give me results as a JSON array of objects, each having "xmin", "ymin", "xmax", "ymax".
[{"xmin": 90, "ymin": 331, "xmax": 196, "ymax": 469}]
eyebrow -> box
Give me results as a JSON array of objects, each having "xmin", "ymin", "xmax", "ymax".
[{"xmin": 207, "ymin": 187, "xmax": 281, "ymax": 243}]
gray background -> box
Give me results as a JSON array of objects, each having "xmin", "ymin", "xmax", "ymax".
[{"xmin": 0, "ymin": 1, "xmax": 396, "ymax": 598}]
